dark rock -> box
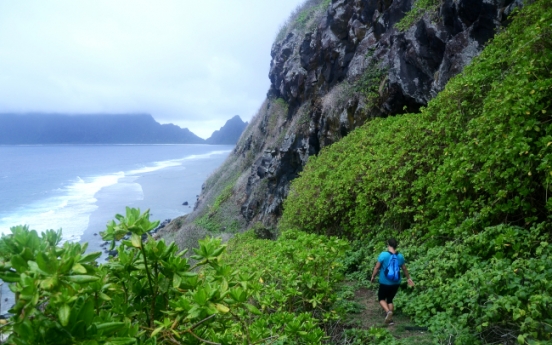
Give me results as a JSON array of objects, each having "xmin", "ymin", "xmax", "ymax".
[
  {"xmin": 241, "ymin": 0, "xmax": 522, "ymax": 226},
  {"xmin": 182, "ymin": 201, "xmax": 189, "ymax": 206},
  {"xmin": 107, "ymin": 250, "xmax": 118, "ymax": 257},
  {"xmin": 93, "ymin": 233, "xmax": 97, "ymax": 236}
]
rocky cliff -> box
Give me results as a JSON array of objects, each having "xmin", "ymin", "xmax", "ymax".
[{"xmin": 169, "ymin": 0, "xmax": 524, "ymax": 246}]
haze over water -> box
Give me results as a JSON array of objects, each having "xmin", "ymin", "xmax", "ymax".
[{"xmin": 0, "ymin": 144, "xmax": 232, "ymax": 240}]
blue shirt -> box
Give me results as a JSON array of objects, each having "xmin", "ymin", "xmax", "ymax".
[{"xmin": 378, "ymin": 251, "xmax": 405, "ymax": 285}]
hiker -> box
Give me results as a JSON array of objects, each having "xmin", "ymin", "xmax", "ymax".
[{"xmin": 370, "ymin": 238, "xmax": 414, "ymax": 324}]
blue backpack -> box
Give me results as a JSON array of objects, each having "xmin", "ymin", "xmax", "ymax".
[{"xmin": 384, "ymin": 252, "xmax": 400, "ymax": 281}]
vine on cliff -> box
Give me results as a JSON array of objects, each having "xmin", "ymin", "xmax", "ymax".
[{"xmin": 395, "ymin": 0, "xmax": 442, "ymax": 32}]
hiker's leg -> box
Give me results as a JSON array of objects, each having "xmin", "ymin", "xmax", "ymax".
[
  {"xmin": 379, "ymin": 300, "xmax": 390, "ymax": 312},
  {"xmin": 378, "ymin": 284, "xmax": 390, "ymax": 312},
  {"xmin": 386, "ymin": 285, "xmax": 400, "ymax": 314}
]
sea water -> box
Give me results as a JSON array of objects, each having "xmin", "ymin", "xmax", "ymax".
[
  {"xmin": 0, "ymin": 144, "xmax": 231, "ymax": 238},
  {"xmin": 0, "ymin": 144, "xmax": 232, "ymax": 315}
]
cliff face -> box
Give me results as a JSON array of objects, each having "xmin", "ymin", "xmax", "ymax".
[
  {"xmin": 269, "ymin": 0, "xmax": 521, "ymax": 111},
  {"xmin": 175, "ymin": 0, "xmax": 523, "ymax": 241}
]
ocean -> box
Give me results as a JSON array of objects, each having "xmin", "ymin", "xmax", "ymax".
[{"xmin": 0, "ymin": 144, "xmax": 232, "ymax": 314}]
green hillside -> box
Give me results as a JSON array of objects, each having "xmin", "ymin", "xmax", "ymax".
[{"xmin": 280, "ymin": 0, "xmax": 552, "ymax": 343}]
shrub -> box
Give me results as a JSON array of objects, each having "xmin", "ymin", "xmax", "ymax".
[
  {"xmin": 224, "ymin": 230, "xmax": 349, "ymax": 324},
  {"xmin": 275, "ymin": 0, "xmax": 331, "ymax": 42},
  {"xmin": 0, "ymin": 209, "xmax": 344, "ymax": 344},
  {"xmin": 281, "ymin": 0, "xmax": 552, "ymax": 240},
  {"xmin": 395, "ymin": 0, "xmax": 442, "ymax": 32},
  {"xmin": 280, "ymin": 1, "xmax": 552, "ymax": 342}
]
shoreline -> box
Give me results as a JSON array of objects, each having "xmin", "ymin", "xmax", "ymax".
[
  {"xmin": 81, "ymin": 151, "xmax": 230, "ymax": 260},
  {"xmin": 0, "ymin": 146, "xmax": 231, "ymax": 315}
]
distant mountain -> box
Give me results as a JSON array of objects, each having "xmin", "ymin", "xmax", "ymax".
[
  {"xmin": 205, "ymin": 115, "xmax": 247, "ymax": 145},
  {"xmin": 0, "ymin": 113, "xmax": 205, "ymax": 144}
]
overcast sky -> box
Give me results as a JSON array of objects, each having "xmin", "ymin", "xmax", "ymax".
[{"xmin": 0, "ymin": 0, "xmax": 305, "ymax": 138}]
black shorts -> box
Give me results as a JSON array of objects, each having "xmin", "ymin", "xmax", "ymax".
[{"xmin": 378, "ymin": 283, "xmax": 400, "ymax": 303}]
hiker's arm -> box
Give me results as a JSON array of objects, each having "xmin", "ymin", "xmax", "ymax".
[
  {"xmin": 370, "ymin": 261, "xmax": 381, "ymax": 283},
  {"xmin": 402, "ymin": 264, "xmax": 415, "ymax": 286}
]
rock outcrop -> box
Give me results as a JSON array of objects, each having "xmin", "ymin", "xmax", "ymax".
[
  {"xmin": 184, "ymin": 0, "xmax": 524, "ymax": 233},
  {"xmin": 269, "ymin": 0, "xmax": 521, "ymax": 109}
]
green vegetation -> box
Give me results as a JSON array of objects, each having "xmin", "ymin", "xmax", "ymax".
[
  {"xmin": 353, "ymin": 50, "xmax": 387, "ymax": 107},
  {"xmin": 193, "ymin": 176, "xmax": 244, "ymax": 234},
  {"xmin": 187, "ymin": 164, "xmax": 246, "ymax": 242},
  {"xmin": 276, "ymin": 0, "xmax": 331, "ymax": 42},
  {"xmin": 281, "ymin": 1, "xmax": 552, "ymax": 343},
  {"xmin": 395, "ymin": 0, "xmax": 442, "ymax": 32},
  {"xmin": 0, "ymin": 209, "xmax": 347, "ymax": 344},
  {"xmin": 3, "ymin": 2, "xmax": 552, "ymax": 344},
  {"xmin": 269, "ymin": 98, "xmax": 289, "ymax": 131}
]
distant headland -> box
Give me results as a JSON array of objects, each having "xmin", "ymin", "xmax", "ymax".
[{"xmin": 0, "ymin": 113, "xmax": 247, "ymax": 145}]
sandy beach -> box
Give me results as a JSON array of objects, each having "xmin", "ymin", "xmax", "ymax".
[{"xmin": 82, "ymin": 151, "xmax": 230, "ymax": 261}]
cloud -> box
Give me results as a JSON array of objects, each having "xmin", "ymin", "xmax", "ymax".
[{"xmin": 0, "ymin": 0, "xmax": 306, "ymax": 138}]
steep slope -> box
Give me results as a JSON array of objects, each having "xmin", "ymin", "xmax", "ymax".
[
  {"xmin": 279, "ymin": 1, "xmax": 552, "ymax": 342},
  {"xmin": 243, "ymin": 0, "xmax": 521, "ymax": 225},
  {"xmin": 167, "ymin": 0, "xmax": 524, "ymax": 250}
]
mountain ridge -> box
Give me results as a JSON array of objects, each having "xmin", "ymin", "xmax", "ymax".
[
  {"xmin": 205, "ymin": 115, "xmax": 248, "ymax": 145},
  {"xmin": 0, "ymin": 113, "xmax": 246, "ymax": 145}
]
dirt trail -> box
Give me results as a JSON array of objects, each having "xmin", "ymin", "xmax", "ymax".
[{"xmin": 351, "ymin": 286, "xmax": 432, "ymax": 343}]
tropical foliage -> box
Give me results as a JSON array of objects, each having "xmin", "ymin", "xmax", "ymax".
[
  {"xmin": 0, "ymin": 208, "xmax": 347, "ymax": 345},
  {"xmin": 281, "ymin": 1, "xmax": 552, "ymax": 343}
]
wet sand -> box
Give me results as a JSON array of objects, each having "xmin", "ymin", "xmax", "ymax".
[{"xmin": 82, "ymin": 151, "xmax": 230, "ymax": 261}]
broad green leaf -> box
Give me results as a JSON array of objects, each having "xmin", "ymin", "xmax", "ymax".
[
  {"xmin": 59, "ymin": 304, "xmax": 71, "ymax": 327},
  {"xmin": 104, "ymin": 338, "xmax": 137, "ymax": 345},
  {"xmin": 79, "ymin": 251, "xmax": 102, "ymax": 263},
  {"xmin": 96, "ymin": 322, "xmax": 126, "ymax": 335},
  {"xmin": 215, "ymin": 303, "xmax": 229, "ymax": 313},
  {"xmin": 66, "ymin": 275, "xmax": 99, "ymax": 283},
  {"xmin": 39, "ymin": 275, "xmax": 58, "ymax": 290},
  {"xmin": 99, "ymin": 292, "xmax": 111, "ymax": 301},
  {"xmin": 0, "ymin": 271, "xmax": 21, "ymax": 282},
  {"xmin": 151, "ymin": 326, "xmax": 164, "ymax": 337},
  {"xmin": 72, "ymin": 263, "xmax": 87, "ymax": 274},
  {"xmin": 130, "ymin": 234, "xmax": 142, "ymax": 249},
  {"xmin": 245, "ymin": 303, "xmax": 262, "ymax": 315},
  {"xmin": 36, "ymin": 252, "xmax": 56, "ymax": 274},
  {"xmin": 172, "ymin": 274, "xmax": 182, "ymax": 288},
  {"xmin": 10, "ymin": 255, "xmax": 28, "ymax": 272}
]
